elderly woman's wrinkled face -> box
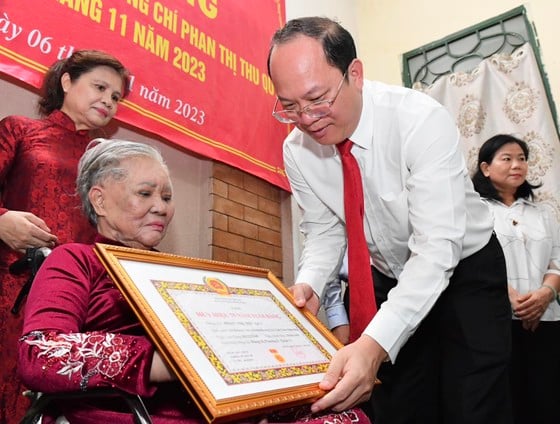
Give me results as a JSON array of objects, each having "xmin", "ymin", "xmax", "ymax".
[{"xmin": 91, "ymin": 155, "xmax": 175, "ymax": 250}]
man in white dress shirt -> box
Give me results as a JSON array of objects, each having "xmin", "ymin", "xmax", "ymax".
[{"xmin": 267, "ymin": 17, "xmax": 513, "ymax": 424}]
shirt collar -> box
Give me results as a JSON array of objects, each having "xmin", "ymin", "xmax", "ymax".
[
  {"xmin": 347, "ymin": 81, "xmax": 373, "ymax": 150},
  {"xmin": 513, "ymin": 197, "xmax": 536, "ymax": 207},
  {"xmin": 489, "ymin": 197, "xmax": 535, "ymax": 208}
]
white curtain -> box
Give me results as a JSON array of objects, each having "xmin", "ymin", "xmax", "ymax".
[{"xmin": 413, "ymin": 43, "xmax": 560, "ymax": 219}]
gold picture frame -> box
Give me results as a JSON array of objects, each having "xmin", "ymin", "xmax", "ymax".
[{"xmin": 94, "ymin": 243, "xmax": 342, "ymax": 423}]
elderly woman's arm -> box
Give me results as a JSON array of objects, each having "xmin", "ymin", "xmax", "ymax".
[
  {"xmin": 17, "ymin": 244, "xmax": 161, "ymax": 396},
  {"xmin": 19, "ymin": 329, "xmax": 157, "ymax": 396}
]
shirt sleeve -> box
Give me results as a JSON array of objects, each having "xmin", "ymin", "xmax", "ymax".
[
  {"xmin": 18, "ymin": 246, "xmax": 157, "ymax": 397},
  {"xmin": 19, "ymin": 330, "xmax": 156, "ymax": 396},
  {"xmin": 283, "ymin": 140, "xmax": 347, "ymax": 296},
  {"xmin": 323, "ymin": 277, "xmax": 349, "ymax": 330},
  {"xmin": 544, "ymin": 206, "xmax": 560, "ymax": 277}
]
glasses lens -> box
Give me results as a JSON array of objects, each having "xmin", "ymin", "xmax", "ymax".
[
  {"xmin": 272, "ymin": 110, "xmax": 297, "ymax": 124},
  {"xmin": 304, "ymin": 101, "xmax": 331, "ymax": 119}
]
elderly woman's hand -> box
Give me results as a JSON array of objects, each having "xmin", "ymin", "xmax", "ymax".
[{"xmin": 149, "ymin": 351, "xmax": 176, "ymax": 383}]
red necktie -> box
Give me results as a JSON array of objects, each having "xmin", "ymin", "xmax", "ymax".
[{"xmin": 337, "ymin": 139, "xmax": 377, "ymax": 342}]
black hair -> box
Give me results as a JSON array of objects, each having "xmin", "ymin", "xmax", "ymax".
[
  {"xmin": 38, "ymin": 49, "xmax": 130, "ymax": 116},
  {"xmin": 267, "ymin": 17, "xmax": 356, "ymax": 78}
]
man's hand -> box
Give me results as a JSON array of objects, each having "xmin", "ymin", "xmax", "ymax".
[
  {"xmin": 289, "ymin": 282, "xmax": 320, "ymax": 314},
  {"xmin": 311, "ymin": 334, "xmax": 386, "ymax": 413},
  {"xmin": 0, "ymin": 211, "xmax": 57, "ymax": 252}
]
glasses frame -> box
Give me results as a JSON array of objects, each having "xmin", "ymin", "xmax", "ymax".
[{"xmin": 272, "ymin": 71, "xmax": 347, "ymax": 124}]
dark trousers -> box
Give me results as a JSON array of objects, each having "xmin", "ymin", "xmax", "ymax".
[
  {"xmin": 350, "ymin": 234, "xmax": 513, "ymax": 424},
  {"xmin": 510, "ymin": 319, "xmax": 560, "ymax": 424}
]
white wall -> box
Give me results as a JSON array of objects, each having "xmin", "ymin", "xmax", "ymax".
[
  {"xmin": 286, "ymin": 0, "xmax": 359, "ymax": 35},
  {"xmin": 356, "ymin": 0, "xmax": 560, "ymax": 106}
]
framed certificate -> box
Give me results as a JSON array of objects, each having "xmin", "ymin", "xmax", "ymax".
[{"xmin": 94, "ymin": 243, "xmax": 342, "ymax": 423}]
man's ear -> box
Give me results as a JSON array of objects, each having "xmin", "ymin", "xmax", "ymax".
[
  {"xmin": 89, "ymin": 186, "xmax": 107, "ymax": 217},
  {"xmin": 480, "ymin": 162, "xmax": 490, "ymax": 177},
  {"xmin": 348, "ymin": 58, "xmax": 364, "ymax": 90}
]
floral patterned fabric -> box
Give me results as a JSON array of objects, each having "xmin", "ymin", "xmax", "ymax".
[
  {"xmin": 0, "ymin": 110, "xmax": 96, "ymax": 423},
  {"xmin": 18, "ymin": 236, "xmax": 371, "ymax": 424},
  {"xmin": 18, "ymin": 237, "xmax": 157, "ymax": 417},
  {"xmin": 21, "ymin": 331, "xmax": 138, "ymax": 391},
  {"xmin": 413, "ymin": 43, "xmax": 560, "ymax": 220}
]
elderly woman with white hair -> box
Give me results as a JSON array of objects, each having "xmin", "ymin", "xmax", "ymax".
[
  {"xmin": 17, "ymin": 138, "xmax": 186, "ymax": 423},
  {"xmin": 17, "ymin": 139, "xmax": 370, "ymax": 424}
]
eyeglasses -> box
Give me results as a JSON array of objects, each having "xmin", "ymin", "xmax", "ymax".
[{"xmin": 272, "ymin": 72, "xmax": 347, "ymax": 124}]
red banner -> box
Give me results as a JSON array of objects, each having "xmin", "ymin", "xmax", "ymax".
[{"xmin": 0, "ymin": 0, "xmax": 290, "ymax": 190}]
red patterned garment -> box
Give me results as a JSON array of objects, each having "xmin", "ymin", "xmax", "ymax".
[
  {"xmin": 18, "ymin": 236, "xmax": 371, "ymax": 424},
  {"xmin": 0, "ymin": 110, "xmax": 96, "ymax": 423}
]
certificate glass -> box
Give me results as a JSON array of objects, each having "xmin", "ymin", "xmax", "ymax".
[{"xmin": 94, "ymin": 243, "xmax": 342, "ymax": 423}]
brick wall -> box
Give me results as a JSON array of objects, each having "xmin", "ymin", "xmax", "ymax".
[{"xmin": 210, "ymin": 162, "xmax": 284, "ymax": 280}]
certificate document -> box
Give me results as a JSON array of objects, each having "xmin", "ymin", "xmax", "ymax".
[
  {"xmin": 159, "ymin": 278, "xmax": 331, "ymax": 380},
  {"xmin": 95, "ymin": 243, "xmax": 342, "ymax": 423}
]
